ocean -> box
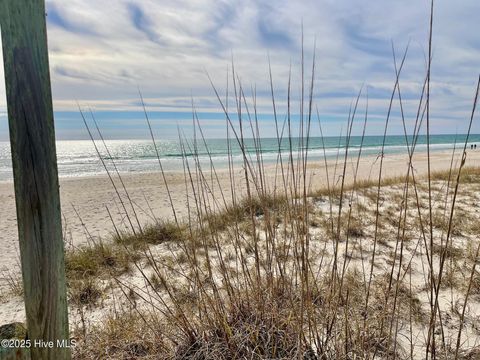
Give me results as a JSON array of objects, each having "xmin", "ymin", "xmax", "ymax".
[{"xmin": 1, "ymin": 134, "xmax": 479, "ymax": 181}]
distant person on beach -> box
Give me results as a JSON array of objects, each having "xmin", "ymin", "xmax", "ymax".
[
  {"xmin": 471, "ymin": 144, "xmax": 474, "ymax": 149},
  {"xmin": 475, "ymin": 144, "xmax": 477, "ymax": 149}
]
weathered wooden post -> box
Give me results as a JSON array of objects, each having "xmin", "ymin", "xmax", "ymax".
[{"xmin": 0, "ymin": 0, "xmax": 70, "ymax": 359}]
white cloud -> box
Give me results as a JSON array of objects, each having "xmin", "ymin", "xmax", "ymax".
[{"xmin": 0, "ymin": 0, "xmax": 478, "ymax": 137}]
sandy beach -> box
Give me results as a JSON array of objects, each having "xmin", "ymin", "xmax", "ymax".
[
  {"xmin": 1, "ymin": 147, "xmax": 480, "ymax": 358},
  {"xmin": 1, "ymin": 149, "xmax": 479, "ymax": 277}
]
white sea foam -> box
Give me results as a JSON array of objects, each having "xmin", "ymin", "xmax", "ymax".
[{"xmin": 0, "ymin": 135, "xmax": 478, "ymax": 181}]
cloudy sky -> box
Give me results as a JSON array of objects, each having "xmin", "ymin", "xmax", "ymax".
[{"xmin": 0, "ymin": 0, "xmax": 479, "ymax": 140}]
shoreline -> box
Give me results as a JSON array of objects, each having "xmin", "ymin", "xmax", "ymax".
[
  {"xmin": 1, "ymin": 140, "xmax": 480, "ymax": 183},
  {"xmin": 0, "ymin": 146, "xmax": 479, "ymax": 183}
]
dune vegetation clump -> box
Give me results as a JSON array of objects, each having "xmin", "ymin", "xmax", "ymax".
[{"xmin": 66, "ymin": 41, "xmax": 480, "ymax": 358}]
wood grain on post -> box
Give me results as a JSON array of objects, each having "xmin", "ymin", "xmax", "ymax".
[{"xmin": 0, "ymin": 1, "xmax": 70, "ymax": 359}]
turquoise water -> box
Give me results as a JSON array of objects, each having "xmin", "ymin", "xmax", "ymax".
[{"xmin": 0, "ymin": 134, "xmax": 479, "ymax": 181}]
